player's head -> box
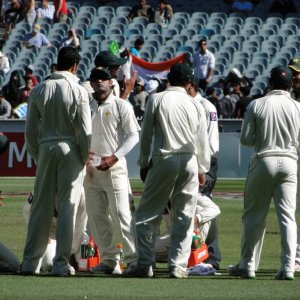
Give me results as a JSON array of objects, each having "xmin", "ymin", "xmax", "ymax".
[
  {"xmin": 167, "ymin": 63, "xmax": 194, "ymax": 87},
  {"xmin": 0, "ymin": 132, "xmax": 9, "ymax": 155},
  {"xmin": 94, "ymin": 51, "xmax": 127, "ymax": 79},
  {"xmin": 57, "ymin": 46, "xmax": 81, "ymax": 71},
  {"xmin": 269, "ymin": 66, "xmax": 293, "ymax": 91},
  {"xmin": 89, "ymin": 68, "xmax": 113, "ymax": 95},
  {"xmin": 288, "ymin": 57, "xmax": 300, "ymax": 90}
]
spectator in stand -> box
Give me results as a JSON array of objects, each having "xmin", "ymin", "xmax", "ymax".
[
  {"xmin": 288, "ymin": 58, "xmax": 300, "ymax": 102},
  {"xmin": 130, "ymin": 37, "xmax": 144, "ymax": 58},
  {"xmin": 22, "ymin": 23, "xmax": 51, "ymax": 49},
  {"xmin": 127, "ymin": 0, "xmax": 155, "ymax": 23},
  {"xmin": 230, "ymin": 0, "xmax": 254, "ymax": 16},
  {"xmin": 192, "ymin": 39, "xmax": 215, "ymax": 93},
  {"xmin": 0, "ymin": 51, "xmax": 10, "ymax": 75},
  {"xmin": 24, "ymin": 65, "xmax": 38, "ymax": 86},
  {"xmin": 18, "ymin": 77, "xmax": 34, "ymax": 104},
  {"xmin": 155, "ymin": 0, "xmax": 173, "ymax": 28},
  {"xmin": 269, "ymin": 0, "xmax": 297, "ymax": 16},
  {"xmin": 4, "ymin": 0, "xmax": 24, "ymax": 39},
  {"xmin": 0, "ymin": 91, "xmax": 12, "ymax": 119},
  {"xmin": 61, "ymin": 28, "xmax": 80, "ymax": 50},
  {"xmin": 53, "ymin": 0, "xmax": 68, "ymax": 23},
  {"xmin": 235, "ymin": 86, "xmax": 253, "ymax": 118},
  {"xmin": 2, "ymin": 70, "xmax": 25, "ymax": 108},
  {"xmin": 36, "ymin": 0, "xmax": 55, "ymax": 22},
  {"xmin": 24, "ymin": 0, "xmax": 36, "ymax": 28}
]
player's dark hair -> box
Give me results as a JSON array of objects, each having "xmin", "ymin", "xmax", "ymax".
[{"xmin": 57, "ymin": 46, "xmax": 80, "ymax": 71}]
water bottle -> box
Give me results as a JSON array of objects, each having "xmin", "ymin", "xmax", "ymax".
[
  {"xmin": 191, "ymin": 230, "xmax": 201, "ymax": 250},
  {"xmin": 81, "ymin": 238, "xmax": 88, "ymax": 259},
  {"xmin": 87, "ymin": 237, "xmax": 96, "ymax": 258}
]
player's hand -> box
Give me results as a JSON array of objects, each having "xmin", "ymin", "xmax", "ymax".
[
  {"xmin": 97, "ymin": 155, "xmax": 118, "ymax": 171},
  {"xmin": 198, "ymin": 173, "xmax": 206, "ymax": 188}
]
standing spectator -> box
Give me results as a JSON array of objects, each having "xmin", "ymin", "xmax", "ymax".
[
  {"xmin": 155, "ymin": 0, "xmax": 173, "ymax": 27},
  {"xmin": 22, "ymin": 23, "xmax": 51, "ymax": 49},
  {"xmin": 127, "ymin": 0, "xmax": 155, "ymax": 23},
  {"xmin": 130, "ymin": 37, "xmax": 144, "ymax": 58},
  {"xmin": 228, "ymin": 66, "xmax": 300, "ymax": 280},
  {"xmin": 130, "ymin": 79, "xmax": 148, "ymax": 120},
  {"xmin": 205, "ymin": 86, "xmax": 220, "ymax": 108},
  {"xmin": 0, "ymin": 51, "xmax": 10, "ymax": 75},
  {"xmin": 24, "ymin": 0, "xmax": 36, "ymax": 28},
  {"xmin": 53, "ymin": 0, "xmax": 68, "ymax": 23},
  {"xmin": 123, "ymin": 63, "xmax": 210, "ymax": 278},
  {"xmin": 0, "ymin": 91, "xmax": 12, "ymax": 119},
  {"xmin": 4, "ymin": 0, "xmax": 24, "ymax": 39},
  {"xmin": 188, "ymin": 78, "xmax": 221, "ymax": 269},
  {"xmin": 36, "ymin": 0, "xmax": 55, "ymax": 21},
  {"xmin": 192, "ymin": 39, "xmax": 215, "ymax": 92},
  {"xmin": 2, "ymin": 70, "xmax": 25, "ymax": 108},
  {"xmin": 235, "ymin": 86, "xmax": 253, "ymax": 118},
  {"xmin": 18, "ymin": 77, "xmax": 34, "ymax": 104},
  {"xmin": 84, "ymin": 68, "xmax": 140, "ymax": 274},
  {"xmin": 61, "ymin": 28, "xmax": 80, "ymax": 50},
  {"xmin": 216, "ymin": 87, "xmax": 234, "ymax": 118},
  {"xmin": 24, "ymin": 65, "xmax": 38, "ymax": 86},
  {"xmin": 21, "ymin": 46, "xmax": 92, "ymax": 276}
]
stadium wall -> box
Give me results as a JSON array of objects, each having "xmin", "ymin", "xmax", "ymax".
[{"xmin": 0, "ymin": 120, "xmax": 253, "ymax": 178}]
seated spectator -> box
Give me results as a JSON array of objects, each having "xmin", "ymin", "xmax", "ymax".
[
  {"xmin": 230, "ymin": 0, "xmax": 254, "ymax": 15},
  {"xmin": 269, "ymin": 0, "xmax": 297, "ymax": 16},
  {"xmin": 22, "ymin": 23, "xmax": 51, "ymax": 48},
  {"xmin": 45, "ymin": 63, "xmax": 58, "ymax": 80},
  {"xmin": 0, "ymin": 91, "xmax": 12, "ymax": 119},
  {"xmin": 24, "ymin": 64, "xmax": 38, "ymax": 86},
  {"xmin": 0, "ymin": 52, "xmax": 10, "ymax": 75},
  {"xmin": 18, "ymin": 77, "xmax": 34, "ymax": 104},
  {"xmin": 61, "ymin": 28, "xmax": 80, "ymax": 50},
  {"xmin": 24, "ymin": 0, "xmax": 36, "ymax": 28},
  {"xmin": 36, "ymin": 0, "xmax": 55, "ymax": 22},
  {"xmin": 205, "ymin": 86, "xmax": 220, "ymax": 108},
  {"xmin": 155, "ymin": 0, "xmax": 173, "ymax": 27},
  {"xmin": 4, "ymin": 0, "xmax": 24, "ymax": 39},
  {"xmin": 2, "ymin": 70, "xmax": 25, "ymax": 108},
  {"xmin": 130, "ymin": 37, "xmax": 144, "ymax": 58},
  {"xmin": 127, "ymin": 0, "xmax": 155, "ymax": 22}
]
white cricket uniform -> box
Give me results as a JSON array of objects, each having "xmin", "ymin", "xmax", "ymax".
[
  {"xmin": 192, "ymin": 50, "xmax": 215, "ymax": 80},
  {"xmin": 84, "ymin": 91, "xmax": 140, "ymax": 268},
  {"xmin": 22, "ymin": 71, "xmax": 92, "ymax": 275},
  {"xmin": 239, "ymin": 90, "xmax": 300, "ymax": 274},
  {"xmin": 195, "ymin": 94, "xmax": 221, "ymax": 264},
  {"xmin": 136, "ymin": 86, "xmax": 210, "ymax": 270}
]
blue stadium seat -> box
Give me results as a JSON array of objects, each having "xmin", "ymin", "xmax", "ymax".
[
  {"xmin": 190, "ymin": 12, "xmax": 209, "ymax": 23},
  {"xmin": 132, "ymin": 16, "xmax": 149, "ymax": 26},
  {"xmin": 97, "ymin": 6, "xmax": 115, "ymax": 16},
  {"xmin": 115, "ymin": 6, "xmax": 132, "ymax": 17}
]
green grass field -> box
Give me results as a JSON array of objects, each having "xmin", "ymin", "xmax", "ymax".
[{"xmin": 0, "ymin": 178, "xmax": 299, "ymax": 300}]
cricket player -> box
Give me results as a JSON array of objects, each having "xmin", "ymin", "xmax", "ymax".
[
  {"xmin": 188, "ymin": 77, "xmax": 221, "ymax": 269},
  {"xmin": 288, "ymin": 58, "xmax": 300, "ymax": 272},
  {"xmin": 21, "ymin": 46, "xmax": 92, "ymax": 276},
  {"xmin": 0, "ymin": 133, "xmax": 20, "ymax": 273},
  {"xmin": 84, "ymin": 68, "xmax": 140, "ymax": 274},
  {"xmin": 228, "ymin": 66, "xmax": 300, "ymax": 280},
  {"xmin": 124, "ymin": 63, "xmax": 210, "ymax": 278}
]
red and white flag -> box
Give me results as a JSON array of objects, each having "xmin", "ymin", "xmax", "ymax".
[{"xmin": 130, "ymin": 53, "xmax": 188, "ymax": 88}]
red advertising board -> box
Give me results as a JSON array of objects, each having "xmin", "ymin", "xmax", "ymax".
[{"xmin": 0, "ymin": 132, "xmax": 36, "ymax": 176}]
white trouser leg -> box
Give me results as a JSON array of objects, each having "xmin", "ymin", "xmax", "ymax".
[{"xmin": 295, "ymin": 159, "xmax": 300, "ymax": 263}]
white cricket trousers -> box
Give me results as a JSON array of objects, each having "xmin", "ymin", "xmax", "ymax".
[
  {"xmin": 22, "ymin": 141, "xmax": 85, "ymax": 275},
  {"xmin": 135, "ymin": 154, "xmax": 198, "ymax": 269},
  {"xmin": 295, "ymin": 159, "xmax": 300, "ymax": 263},
  {"xmin": 84, "ymin": 158, "xmax": 136, "ymax": 268},
  {"xmin": 239, "ymin": 156, "xmax": 297, "ymax": 273}
]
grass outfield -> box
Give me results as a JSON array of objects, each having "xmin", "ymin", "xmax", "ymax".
[{"xmin": 0, "ymin": 177, "xmax": 299, "ymax": 299}]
